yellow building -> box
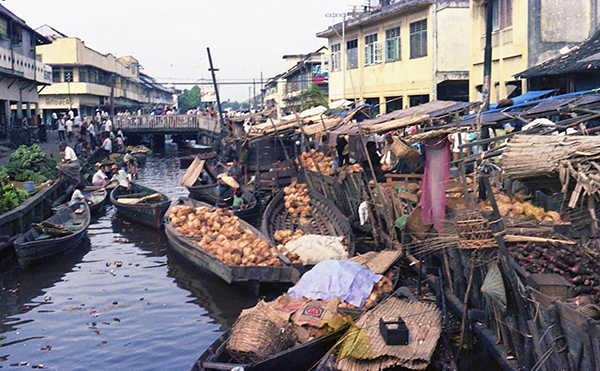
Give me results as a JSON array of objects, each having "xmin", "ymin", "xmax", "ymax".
[
  {"xmin": 0, "ymin": 5, "xmax": 51, "ymax": 137},
  {"xmin": 469, "ymin": 0, "xmax": 600, "ymax": 102},
  {"xmin": 317, "ymin": 0, "xmax": 471, "ymax": 114},
  {"xmin": 35, "ymin": 26, "xmax": 172, "ymax": 121}
]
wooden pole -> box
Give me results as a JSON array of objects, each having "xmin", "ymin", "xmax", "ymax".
[
  {"xmin": 206, "ymin": 47, "xmax": 226, "ymax": 134},
  {"xmin": 476, "ymin": 0, "xmax": 495, "ymax": 144}
]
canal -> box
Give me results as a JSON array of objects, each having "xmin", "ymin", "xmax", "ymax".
[{"xmin": 0, "ymin": 143, "xmax": 258, "ymax": 370}]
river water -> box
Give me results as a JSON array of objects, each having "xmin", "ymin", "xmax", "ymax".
[{"xmin": 0, "ymin": 144, "xmax": 259, "ymax": 370}]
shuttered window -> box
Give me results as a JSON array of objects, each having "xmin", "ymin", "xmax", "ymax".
[
  {"xmin": 385, "ymin": 26, "xmax": 401, "ymax": 62},
  {"xmin": 409, "ymin": 20, "xmax": 427, "ymax": 59}
]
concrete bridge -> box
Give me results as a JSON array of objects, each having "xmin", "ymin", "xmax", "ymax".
[{"xmin": 114, "ymin": 114, "xmax": 222, "ymax": 149}]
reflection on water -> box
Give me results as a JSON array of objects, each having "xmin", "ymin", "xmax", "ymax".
[{"xmin": 0, "ymin": 144, "xmax": 262, "ymax": 370}]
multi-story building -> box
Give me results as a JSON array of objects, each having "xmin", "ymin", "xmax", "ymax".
[
  {"xmin": 35, "ymin": 27, "xmax": 172, "ymax": 122},
  {"xmin": 469, "ymin": 0, "xmax": 600, "ymax": 102},
  {"xmin": 317, "ymin": 0, "xmax": 470, "ymax": 115},
  {"xmin": 0, "ymin": 6, "xmax": 52, "ymax": 137},
  {"xmin": 264, "ymin": 47, "xmax": 329, "ymax": 113}
]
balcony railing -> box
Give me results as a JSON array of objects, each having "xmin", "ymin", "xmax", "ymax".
[
  {"xmin": 0, "ymin": 45, "xmax": 51, "ymax": 84},
  {"xmin": 114, "ymin": 114, "xmax": 221, "ymax": 133}
]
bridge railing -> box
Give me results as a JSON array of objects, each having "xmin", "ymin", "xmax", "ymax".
[{"xmin": 114, "ymin": 115, "xmax": 221, "ymax": 133}]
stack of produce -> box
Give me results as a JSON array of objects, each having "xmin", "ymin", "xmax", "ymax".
[
  {"xmin": 126, "ymin": 145, "xmax": 150, "ymax": 153},
  {"xmin": 343, "ymin": 163, "xmax": 363, "ymax": 173},
  {"xmin": 0, "ymin": 177, "xmax": 29, "ymax": 213},
  {"xmin": 101, "ymin": 153, "xmax": 123, "ymax": 165},
  {"xmin": 283, "ymin": 182, "xmax": 311, "ymax": 218},
  {"xmin": 0, "ymin": 144, "xmax": 57, "ymax": 184},
  {"xmin": 273, "ymin": 229, "xmax": 304, "ymax": 263},
  {"xmin": 508, "ymin": 240, "xmax": 600, "ymax": 302},
  {"xmin": 481, "ymin": 193, "xmax": 562, "ymax": 223},
  {"xmin": 298, "ymin": 150, "xmax": 335, "ymax": 176},
  {"xmin": 338, "ymin": 273, "xmax": 394, "ymax": 310},
  {"xmin": 168, "ymin": 205, "xmax": 283, "ymax": 267}
]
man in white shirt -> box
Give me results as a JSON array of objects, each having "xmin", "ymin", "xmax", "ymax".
[
  {"xmin": 105, "ymin": 118, "xmax": 112, "ymax": 134},
  {"xmin": 92, "ymin": 162, "xmax": 109, "ymax": 186},
  {"xmin": 101, "ymin": 133, "xmax": 112, "ymax": 159},
  {"xmin": 65, "ymin": 117, "xmax": 73, "ymax": 141},
  {"xmin": 51, "ymin": 112, "xmax": 58, "ymax": 129},
  {"xmin": 87, "ymin": 122, "xmax": 96, "ymax": 148},
  {"xmin": 57, "ymin": 116, "xmax": 66, "ymax": 141},
  {"xmin": 68, "ymin": 110, "xmax": 74, "ymax": 120},
  {"xmin": 57, "ymin": 141, "xmax": 80, "ymax": 183}
]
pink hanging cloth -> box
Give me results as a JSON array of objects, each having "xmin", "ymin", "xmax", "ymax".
[{"xmin": 418, "ymin": 137, "xmax": 450, "ymax": 235}]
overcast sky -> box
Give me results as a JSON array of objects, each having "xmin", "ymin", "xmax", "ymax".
[{"xmin": 5, "ymin": 0, "xmax": 361, "ymax": 102}]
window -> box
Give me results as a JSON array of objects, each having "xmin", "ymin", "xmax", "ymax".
[
  {"xmin": 331, "ymin": 43, "xmax": 341, "ymax": 71},
  {"xmin": 364, "ymin": 33, "xmax": 381, "ymax": 66},
  {"xmin": 385, "ymin": 96, "xmax": 403, "ymax": 113},
  {"xmin": 52, "ymin": 68, "xmax": 61, "ymax": 83},
  {"xmin": 78, "ymin": 68, "xmax": 87, "ymax": 82},
  {"xmin": 346, "ymin": 39, "xmax": 358, "ymax": 69},
  {"xmin": 63, "ymin": 68, "xmax": 73, "ymax": 83},
  {"xmin": 488, "ymin": 0, "xmax": 512, "ymax": 31},
  {"xmin": 409, "ymin": 94, "xmax": 429, "ymax": 107},
  {"xmin": 410, "ymin": 20, "xmax": 427, "ymax": 59},
  {"xmin": 385, "ymin": 27, "xmax": 401, "ymax": 62}
]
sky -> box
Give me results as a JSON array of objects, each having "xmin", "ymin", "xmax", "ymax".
[{"xmin": 5, "ymin": 0, "xmax": 360, "ymax": 102}]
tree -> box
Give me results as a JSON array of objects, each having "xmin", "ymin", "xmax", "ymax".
[
  {"xmin": 298, "ymin": 84, "xmax": 328, "ymax": 111},
  {"xmin": 176, "ymin": 86, "xmax": 201, "ymax": 113}
]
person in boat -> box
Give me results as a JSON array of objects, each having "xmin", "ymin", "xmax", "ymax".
[
  {"xmin": 92, "ymin": 162, "xmax": 110, "ymax": 187},
  {"xmin": 227, "ymin": 158, "xmax": 242, "ymax": 183},
  {"xmin": 218, "ymin": 174, "xmax": 238, "ymax": 202},
  {"xmin": 110, "ymin": 164, "xmax": 130, "ymax": 190},
  {"xmin": 124, "ymin": 154, "xmax": 137, "ymax": 179},
  {"xmin": 231, "ymin": 187, "xmax": 246, "ymax": 211},
  {"xmin": 56, "ymin": 141, "xmax": 81, "ymax": 184},
  {"xmin": 70, "ymin": 182, "xmax": 86, "ymax": 203}
]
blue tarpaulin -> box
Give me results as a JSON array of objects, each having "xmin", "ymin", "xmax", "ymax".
[
  {"xmin": 489, "ymin": 90, "xmax": 555, "ymax": 109},
  {"xmin": 288, "ymin": 260, "xmax": 382, "ymax": 308}
]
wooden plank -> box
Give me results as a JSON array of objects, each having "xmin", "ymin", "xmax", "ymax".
[{"xmin": 181, "ymin": 158, "xmax": 205, "ymax": 187}]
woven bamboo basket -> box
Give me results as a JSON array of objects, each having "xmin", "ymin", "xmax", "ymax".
[
  {"xmin": 405, "ymin": 207, "xmax": 431, "ymax": 240},
  {"xmin": 391, "ymin": 137, "xmax": 421, "ymax": 165},
  {"xmin": 226, "ymin": 301, "xmax": 297, "ymax": 363}
]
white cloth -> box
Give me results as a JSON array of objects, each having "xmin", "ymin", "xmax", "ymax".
[
  {"xmin": 52, "ymin": 112, "xmax": 58, "ymax": 120},
  {"xmin": 87, "ymin": 124, "xmax": 95, "ymax": 136},
  {"xmin": 105, "ymin": 119, "xmax": 112, "ymax": 132},
  {"xmin": 57, "ymin": 120, "xmax": 65, "ymax": 131},
  {"xmin": 102, "ymin": 137, "xmax": 112, "ymax": 152},
  {"xmin": 68, "ymin": 110, "xmax": 74, "ymax": 120},
  {"xmin": 283, "ymin": 235, "xmax": 348, "ymax": 265},
  {"xmin": 71, "ymin": 189, "xmax": 84, "ymax": 202},
  {"xmin": 65, "ymin": 119, "xmax": 73, "ymax": 133},
  {"xmin": 64, "ymin": 146, "xmax": 77, "ymax": 161},
  {"xmin": 358, "ymin": 201, "xmax": 369, "ymax": 225},
  {"xmin": 74, "ymin": 116, "xmax": 82, "ymax": 127},
  {"xmin": 92, "ymin": 169, "xmax": 108, "ymax": 184}
]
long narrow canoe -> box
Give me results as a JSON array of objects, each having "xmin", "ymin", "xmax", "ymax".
[
  {"xmin": 165, "ymin": 197, "xmax": 299, "ymax": 284},
  {"xmin": 110, "ymin": 183, "xmax": 171, "ymax": 229},
  {"xmin": 82, "ymin": 187, "xmax": 107, "ymax": 214},
  {"xmin": 14, "ymin": 202, "xmax": 90, "ymax": 268},
  {"xmin": 191, "ymin": 323, "xmax": 351, "ymax": 371}
]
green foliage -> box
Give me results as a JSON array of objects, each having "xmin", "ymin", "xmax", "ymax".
[
  {"xmin": 5, "ymin": 144, "xmax": 57, "ymax": 183},
  {"xmin": 0, "ymin": 178, "xmax": 29, "ymax": 214},
  {"xmin": 177, "ymin": 86, "xmax": 202, "ymax": 113},
  {"xmin": 299, "ymin": 85, "xmax": 329, "ymax": 111}
]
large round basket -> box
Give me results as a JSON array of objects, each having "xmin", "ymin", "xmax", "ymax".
[
  {"xmin": 226, "ymin": 301, "xmax": 297, "ymax": 363},
  {"xmin": 391, "ymin": 137, "xmax": 421, "ymax": 164}
]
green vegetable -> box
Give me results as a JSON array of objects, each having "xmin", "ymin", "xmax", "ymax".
[
  {"xmin": 5, "ymin": 144, "xmax": 57, "ymax": 183},
  {"xmin": 0, "ymin": 177, "xmax": 29, "ymax": 214}
]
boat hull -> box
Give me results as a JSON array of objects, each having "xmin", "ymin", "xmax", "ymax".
[
  {"xmin": 14, "ymin": 202, "xmax": 90, "ymax": 268},
  {"xmin": 110, "ymin": 184, "xmax": 171, "ymax": 229},
  {"xmin": 165, "ymin": 197, "xmax": 299, "ymax": 284}
]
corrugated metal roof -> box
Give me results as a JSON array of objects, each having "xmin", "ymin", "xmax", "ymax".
[{"xmin": 517, "ymin": 30, "xmax": 600, "ymax": 78}]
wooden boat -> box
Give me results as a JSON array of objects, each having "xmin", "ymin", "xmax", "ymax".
[
  {"xmin": 216, "ymin": 189, "xmax": 260, "ymax": 221},
  {"xmin": 14, "ymin": 202, "xmax": 90, "ymax": 268},
  {"xmin": 82, "ymin": 187, "xmax": 107, "ymax": 213},
  {"xmin": 165, "ymin": 197, "xmax": 300, "ymax": 285},
  {"xmin": 261, "ymin": 188, "xmax": 355, "ymax": 257},
  {"xmin": 110, "ymin": 183, "xmax": 171, "ymax": 229},
  {"xmin": 191, "ymin": 323, "xmax": 351, "ymax": 371},
  {"xmin": 184, "ymin": 163, "xmax": 227, "ymax": 205}
]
